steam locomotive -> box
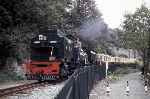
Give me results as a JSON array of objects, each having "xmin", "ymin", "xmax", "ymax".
[{"xmin": 25, "ymin": 29, "xmax": 88, "ymax": 80}]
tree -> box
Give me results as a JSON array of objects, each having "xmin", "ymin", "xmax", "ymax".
[
  {"xmin": 122, "ymin": 5, "xmax": 150, "ymax": 74},
  {"xmin": 64, "ymin": 0, "xmax": 101, "ymax": 33},
  {"xmin": 0, "ymin": 0, "xmax": 104, "ymax": 67},
  {"xmin": 0, "ymin": 0, "xmax": 73, "ymax": 66}
]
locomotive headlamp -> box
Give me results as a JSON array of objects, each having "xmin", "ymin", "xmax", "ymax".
[
  {"xmin": 34, "ymin": 41, "xmax": 40, "ymax": 44},
  {"xmin": 90, "ymin": 51, "xmax": 96, "ymax": 55},
  {"xmin": 49, "ymin": 57, "xmax": 56, "ymax": 61},
  {"xmin": 50, "ymin": 41, "xmax": 57, "ymax": 43}
]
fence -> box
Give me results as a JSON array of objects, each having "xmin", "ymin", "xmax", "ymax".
[{"xmin": 55, "ymin": 65, "xmax": 106, "ymax": 99}]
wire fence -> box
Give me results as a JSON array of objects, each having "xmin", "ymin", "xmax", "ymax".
[{"xmin": 55, "ymin": 65, "xmax": 106, "ymax": 99}]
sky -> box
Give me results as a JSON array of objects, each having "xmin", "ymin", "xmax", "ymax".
[{"xmin": 95, "ymin": 0, "xmax": 150, "ymax": 29}]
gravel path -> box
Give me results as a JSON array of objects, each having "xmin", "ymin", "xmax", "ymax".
[
  {"xmin": 0, "ymin": 81, "xmax": 66, "ymax": 99},
  {"xmin": 89, "ymin": 71, "xmax": 150, "ymax": 99}
]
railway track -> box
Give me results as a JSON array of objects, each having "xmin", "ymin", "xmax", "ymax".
[{"xmin": 0, "ymin": 81, "xmax": 49, "ymax": 97}]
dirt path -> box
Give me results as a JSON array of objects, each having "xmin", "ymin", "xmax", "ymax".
[{"xmin": 89, "ymin": 71, "xmax": 150, "ymax": 99}]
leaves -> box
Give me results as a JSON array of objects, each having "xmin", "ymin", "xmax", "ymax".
[
  {"xmin": 0, "ymin": 0, "xmax": 104, "ymax": 67},
  {"xmin": 0, "ymin": 0, "xmax": 74, "ymax": 66},
  {"xmin": 121, "ymin": 5, "xmax": 150, "ymax": 73},
  {"xmin": 122, "ymin": 5, "xmax": 150, "ymax": 51}
]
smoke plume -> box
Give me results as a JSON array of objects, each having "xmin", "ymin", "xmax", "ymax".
[{"xmin": 79, "ymin": 18, "xmax": 108, "ymax": 40}]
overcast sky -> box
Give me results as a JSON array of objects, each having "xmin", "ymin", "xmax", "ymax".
[{"xmin": 95, "ymin": 0, "xmax": 150, "ymax": 29}]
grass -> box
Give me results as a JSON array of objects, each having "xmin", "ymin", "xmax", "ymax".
[
  {"xmin": 0, "ymin": 70, "xmax": 25, "ymax": 83},
  {"xmin": 107, "ymin": 66, "xmax": 139, "ymax": 82},
  {"xmin": 107, "ymin": 71, "xmax": 120, "ymax": 82}
]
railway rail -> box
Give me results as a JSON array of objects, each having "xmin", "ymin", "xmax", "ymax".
[{"xmin": 0, "ymin": 81, "xmax": 49, "ymax": 97}]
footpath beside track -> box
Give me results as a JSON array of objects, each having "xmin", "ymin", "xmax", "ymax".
[{"xmin": 0, "ymin": 81, "xmax": 48, "ymax": 97}]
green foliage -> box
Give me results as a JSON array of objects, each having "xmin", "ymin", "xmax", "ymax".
[
  {"xmin": 122, "ymin": 5, "xmax": 150, "ymax": 51},
  {"xmin": 122, "ymin": 5, "xmax": 150, "ymax": 73},
  {"xmin": 95, "ymin": 46, "xmax": 105, "ymax": 53},
  {"xmin": 64, "ymin": 0, "xmax": 101, "ymax": 34},
  {"xmin": 0, "ymin": 0, "xmax": 101, "ymax": 67},
  {"xmin": 0, "ymin": 0, "xmax": 73, "ymax": 66},
  {"xmin": 118, "ymin": 54, "xmax": 128, "ymax": 58},
  {"xmin": 0, "ymin": 70, "xmax": 24, "ymax": 82}
]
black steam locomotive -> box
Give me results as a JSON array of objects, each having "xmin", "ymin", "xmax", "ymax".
[{"xmin": 25, "ymin": 29, "xmax": 88, "ymax": 80}]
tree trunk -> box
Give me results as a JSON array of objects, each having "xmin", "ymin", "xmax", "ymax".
[
  {"xmin": 128, "ymin": 49, "xmax": 131, "ymax": 58},
  {"xmin": 133, "ymin": 50, "xmax": 136, "ymax": 58},
  {"xmin": 143, "ymin": 49, "xmax": 149, "ymax": 76},
  {"xmin": 148, "ymin": 33, "xmax": 150, "ymax": 73}
]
